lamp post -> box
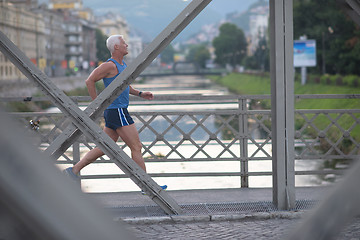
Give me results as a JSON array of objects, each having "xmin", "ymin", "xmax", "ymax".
[{"xmin": 322, "ymin": 26, "xmax": 334, "ymax": 75}]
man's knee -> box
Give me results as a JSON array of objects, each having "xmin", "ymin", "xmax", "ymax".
[{"xmin": 130, "ymin": 141, "xmax": 142, "ymax": 152}]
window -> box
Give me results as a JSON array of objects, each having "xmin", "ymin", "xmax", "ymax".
[{"xmin": 69, "ymin": 35, "xmax": 77, "ymax": 42}]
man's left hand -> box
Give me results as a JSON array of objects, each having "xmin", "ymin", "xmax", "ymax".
[{"xmin": 141, "ymin": 91, "xmax": 154, "ymax": 100}]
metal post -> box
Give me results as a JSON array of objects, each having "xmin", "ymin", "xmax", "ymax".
[
  {"xmin": 269, "ymin": 0, "xmax": 296, "ymax": 210},
  {"xmin": 73, "ymin": 140, "xmax": 81, "ymax": 183},
  {"xmin": 239, "ymin": 98, "xmax": 249, "ymax": 188},
  {"xmin": 301, "ymin": 67, "xmax": 307, "ymax": 85},
  {"xmin": 322, "ymin": 32, "xmax": 326, "ymax": 75},
  {"xmin": 72, "ymin": 99, "xmax": 81, "ymax": 172},
  {"xmin": 72, "ymin": 141, "xmax": 80, "ymax": 164},
  {"xmin": 72, "ymin": 99, "xmax": 81, "ymax": 182}
]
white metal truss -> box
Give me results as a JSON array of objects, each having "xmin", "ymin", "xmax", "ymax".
[
  {"xmin": 0, "ymin": 0, "xmax": 213, "ymax": 215},
  {"xmin": 0, "ymin": 0, "xmax": 299, "ymax": 212},
  {"xmin": 44, "ymin": 0, "xmax": 212, "ymax": 161}
]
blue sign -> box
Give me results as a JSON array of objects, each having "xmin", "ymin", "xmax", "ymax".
[{"xmin": 294, "ymin": 40, "xmax": 317, "ymax": 67}]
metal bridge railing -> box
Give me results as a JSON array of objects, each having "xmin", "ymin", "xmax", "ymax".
[{"xmin": 3, "ymin": 94, "xmax": 360, "ymax": 191}]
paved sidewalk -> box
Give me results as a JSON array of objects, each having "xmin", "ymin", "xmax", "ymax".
[
  {"xmin": 124, "ymin": 216, "xmax": 360, "ymax": 240},
  {"xmin": 89, "ymin": 187, "xmax": 326, "ymax": 210},
  {"xmin": 87, "ymin": 187, "xmax": 360, "ymax": 239},
  {"xmin": 126, "ymin": 217, "xmax": 301, "ymax": 240}
]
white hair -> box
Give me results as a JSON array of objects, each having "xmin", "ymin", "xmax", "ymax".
[{"xmin": 106, "ymin": 35, "xmax": 124, "ymax": 53}]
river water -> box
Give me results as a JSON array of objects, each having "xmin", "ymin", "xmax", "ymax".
[{"xmin": 60, "ymin": 75, "xmax": 326, "ymax": 193}]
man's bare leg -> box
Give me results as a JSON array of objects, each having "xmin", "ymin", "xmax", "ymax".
[
  {"xmin": 72, "ymin": 127, "xmax": 119, "ymax": 175},
  {"xmin": 116, "ymin": 124, "xmax": 147, "ymax": 172},
  {"xmin": 115, "ymin": 124, "xmax": 168, "ymax": 193}
]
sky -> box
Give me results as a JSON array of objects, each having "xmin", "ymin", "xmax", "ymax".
[
  {"xmin": 38, "ymin": 0, "xmax": 259, "ymax": 17},
  {"xmin": 39, "ymin": 0, "xmax": 260, "ymax": 21},
  {"xmin": 39, "ymin": 0, "xmax": 261, "ymax": 41},
  {"xmin": 82, "ymin": 0, "xmax": 258, "ymax": 16}
]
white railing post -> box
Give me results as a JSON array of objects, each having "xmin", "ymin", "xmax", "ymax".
[{"xmin": 239, "ymin": 97, "xmax": 249, "ymax": 187}]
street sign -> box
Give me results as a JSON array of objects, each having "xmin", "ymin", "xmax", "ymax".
[{"xmin": 294, "ymin": 40, "xmax": 316, "ymax": 67}]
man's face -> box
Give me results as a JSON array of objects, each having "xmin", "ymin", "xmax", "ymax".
[{"xmin": 118, "ymin": 37, "xmax": 128, "ymax": 56}]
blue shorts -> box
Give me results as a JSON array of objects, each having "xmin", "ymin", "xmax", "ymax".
[{"xmin": 104, "ymin": 108, "xmax": 134, "ymax": 130}]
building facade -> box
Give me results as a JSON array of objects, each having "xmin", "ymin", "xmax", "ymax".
[
  {"xmin": 49, "ymin": 0, "xmax": 96, "ymax": 74},
  {"xmin": 0, "ymin": 0, "xmax": 130, "ymax": 80},
  {"xmin": 0, "ymin": 1, "xmax": 46, "ymax": 81},
  {"xmin": 63, "ymin": 14, "xmax": 96, "ymax": 74},
  {"xmin": 97, "ymin": 12, "xmax": 129, "ymax": 41},
  {"xmin": 248, "ymin": 5, "xmax": 269, "ymax": 55},
  {"xmin": 33, "ymin": 5, "xmax": 67, "ymax": 77},
  {"xmin": 49, "ymin": 0, "xmax": 82, "ymax": 10},
  {"xmin": 127, "ymin": 36, "xmax": 143, "ymax": 64}
]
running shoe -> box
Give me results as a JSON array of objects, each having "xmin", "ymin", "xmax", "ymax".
[
  {"xmin": 141, "ymin": 185, "xmax": 168, "ymax": 195},
  {"xmin": 63, "ymin": 167, "xmax": 80, "ymax": 182}
]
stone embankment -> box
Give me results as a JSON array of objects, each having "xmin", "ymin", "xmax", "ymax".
[{"xmin": 0, "ymin": 76, "xmax": 86, "ymax": 97}]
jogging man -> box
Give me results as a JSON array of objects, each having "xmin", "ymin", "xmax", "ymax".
[{"xmin": 64, "ymin": 35, "xmax": 167, "ymax": 192}]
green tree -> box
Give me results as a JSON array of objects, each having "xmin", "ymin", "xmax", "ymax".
[
  {"xmin": 212, "ymin": 23, "xmax": 247, "ymax": 68},
  {"xmin": 95, "ymin": 29, "xmax": 110, "ymax": 62},
  {"xmin": 293, "ymin": 0, "xmax": 360, "ymax": 75},
  {"xmin": 186, "ymin": 44, "xmax": 211, "ymax": 68},
  {"xmin": 161, "ymin": 44, "xmax": 176, "ymax": 64},
  {"xmin": 242, "ymin": 55, "xmax": 257, "ymax": 70},
  {"xmin": 242, "ymin": 35, "xmax": 269, "ymax": 71},
  {"xmin": 253, "ymin": 36, "xmax": 270, "ymax": 71}
]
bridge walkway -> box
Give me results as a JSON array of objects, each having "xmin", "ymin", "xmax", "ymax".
[{"xmin": 88, "ymin": 187, "xmax": 360, "ymax": 239}]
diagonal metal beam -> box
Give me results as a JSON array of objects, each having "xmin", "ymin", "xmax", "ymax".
[
  {"xmin": 0, "ymin": 109, "xmax": 136, "ymax": 240},
  {"xmin": 45, "ymin": 0, "xmax": 213, "ymax": 160},
  {"xmin": 337, "ymin": 0, "xmax": 360, "ymax": 26},
  {"xmin": 0, "ymin": 30, "xmax": 181, "ymax": 215},
  {"xmin": 0, "ymin": 0, "xmax": 212, "ymax": 215},
  {"xmin": 347, "ymin": 0, "xmax": 360, "ymax": 15}
]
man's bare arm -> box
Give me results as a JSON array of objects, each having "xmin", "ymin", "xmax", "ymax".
[
  {"xmin": 85, "ymin": 62, "xmax": 115, "ymax": 100},
  {"xmin": 129, "ymin": 86, "xmax": 154, "ymax": 100}
]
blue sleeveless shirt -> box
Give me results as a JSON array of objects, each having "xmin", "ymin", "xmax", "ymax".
[{"xmin": 103, "ymin": 58, "xmax": 129, "ymax": 109}]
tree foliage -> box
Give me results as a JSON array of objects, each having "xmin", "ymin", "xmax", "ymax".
[
  {"xmin": 293, "ymin": 0, "xmax": 360, "ymax": 75},
  {"xmin": 243, "ymin": 36, "xmax": 269, "ymax": 71},
  {"xmin": 186, "ymin": 44, "xmax": 210, "ymax": 68},
  {"xmin": 212, "ymin": 23, "xmax": 247, "ymax": 68},
  {"xmin": 95, "ymin": 29, "xmax": 110, "ymax": 62},
  {"xmin": 161, "ymin": 44, "xmax": 176, "ymax": 64}
]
